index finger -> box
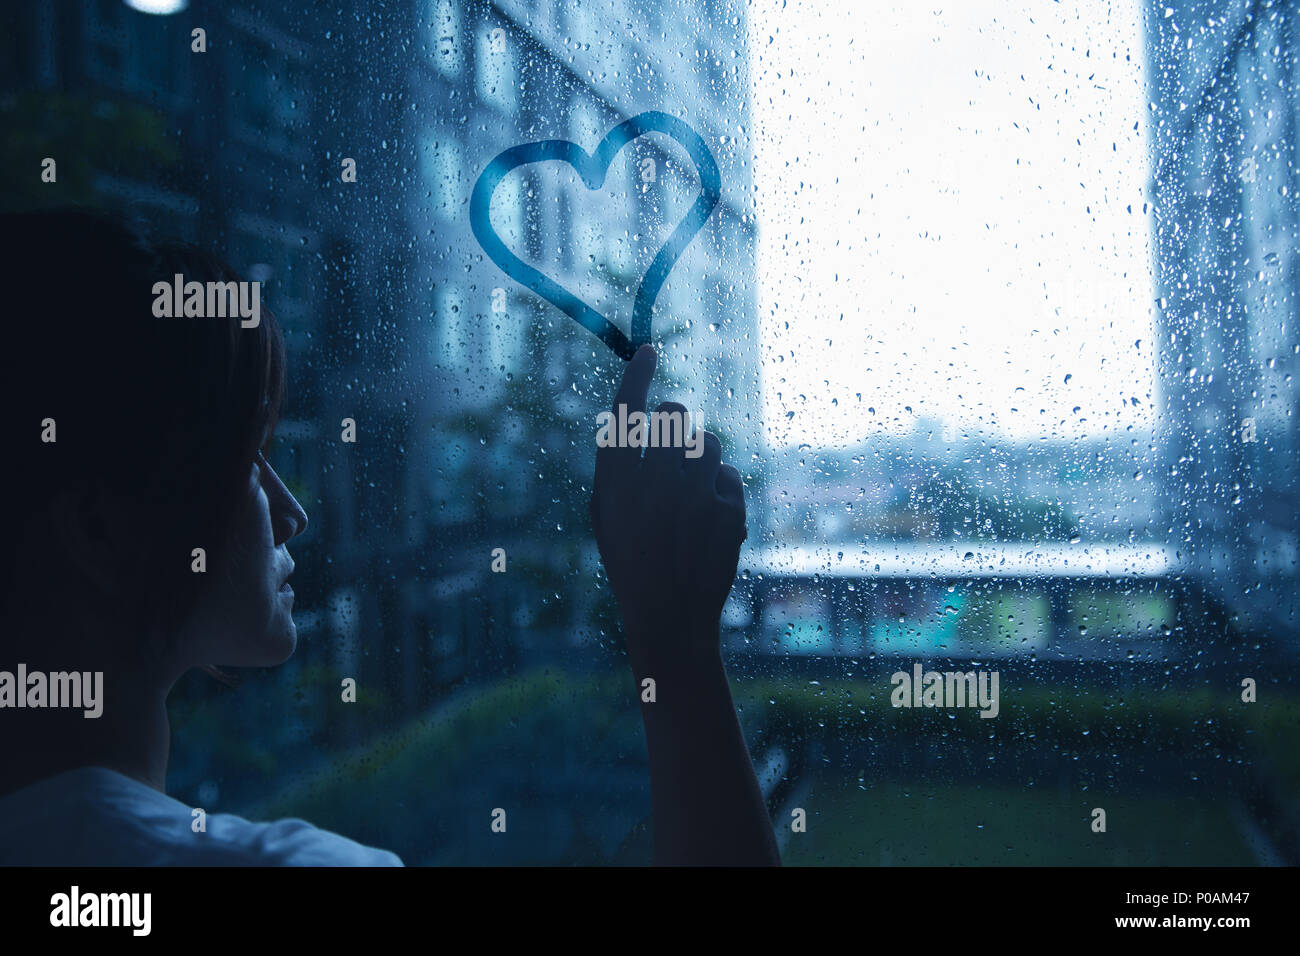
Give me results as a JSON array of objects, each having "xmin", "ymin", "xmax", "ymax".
[
  {"xmin": 613, "ymin": 343, "xmax": 656, "ymax": 419},
  {"xmin": 596, "ymin": 343, "xmax": 656, "ymax": 475}
]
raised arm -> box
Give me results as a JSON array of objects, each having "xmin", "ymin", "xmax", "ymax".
[{"xmin": 589, "ymin": 345, "xmax": 781, "ymax": 866}]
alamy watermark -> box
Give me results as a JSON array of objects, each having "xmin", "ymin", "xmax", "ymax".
[
  {"xmin": 151, "ymin": 274, "xmax": 261, "ymax": 328},
  {"xmin": 0, "ymin": 664, "xmax": 103, "ymax": 718},
  {"xmin": 890, "ymin": 662, "xmax": 999, "ymax": 718},
  {"xmin": 50, "ymin": 886, "xmax": 150, "ymax": 936},
  {"xmin": 595, "ymin": 404, "xmax": 705, "ymax": 458}
]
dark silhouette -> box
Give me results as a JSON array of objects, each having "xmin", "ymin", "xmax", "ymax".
[{"xmin": 591, "ymin": 345, "xmax": 780, "ymax": 865}]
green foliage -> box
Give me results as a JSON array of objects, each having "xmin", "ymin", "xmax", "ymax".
[{"xmin": 0, "ymin": 91, "xmax": 180, "ymax": 212}]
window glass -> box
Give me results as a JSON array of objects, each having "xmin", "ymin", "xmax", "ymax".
[
  {"xmin": 428, "ymin": 0, "xmax": 462, "ymax": 76},
  {"xmin": 475, "ymin": 25, "xmax": 515, "ymax": 113},
  {"xmin": 424, "ymin": 134, "xmax": 463, "ymax": 219}
]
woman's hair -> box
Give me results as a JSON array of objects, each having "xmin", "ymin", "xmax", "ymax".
[{"xmin": 0, "ymin": 207, "xmax": 286, "ymax": 650}]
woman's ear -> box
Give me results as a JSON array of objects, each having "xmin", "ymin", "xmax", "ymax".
[{"xmin": 47, "ymin": 485, "xmax": 133, "ymax": 596}]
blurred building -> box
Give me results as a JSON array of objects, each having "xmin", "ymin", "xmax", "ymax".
[{"xmin": 1145, "ymin": 0, "xmax": 1300, "ymax": 644}]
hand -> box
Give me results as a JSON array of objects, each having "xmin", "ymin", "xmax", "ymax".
[{"xmin": 589, "ymin": 345, "xmax": 747, "ymax": 667}]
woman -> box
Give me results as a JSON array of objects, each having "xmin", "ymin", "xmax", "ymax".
[{"xmin": 0, "ymin": 208, "xmax": 779, "ymax": 866}]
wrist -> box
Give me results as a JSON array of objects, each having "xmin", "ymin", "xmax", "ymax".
[{"xmin": 623, "ymin": 612, "xmax": 724, "ymax": 676}]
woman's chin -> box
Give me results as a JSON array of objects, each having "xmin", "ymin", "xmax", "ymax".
[
  {"xmin": 264, "ymin": 621, "xmax": 298, "ymax": 665},
  {"xmin": 221, "ymin": 621, "xmax": 298, "ymax": 668}
]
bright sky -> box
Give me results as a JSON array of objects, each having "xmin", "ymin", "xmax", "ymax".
[{"xmin": 750, "ymin": 0, "xmax": 1156, "ymax": 447}]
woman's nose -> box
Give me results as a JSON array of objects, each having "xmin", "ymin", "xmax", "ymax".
[
  {"xmin": 264, "ymin": 461, "xmax": 309, "ymax": 542},
  {"xmin": 279, "ymin": 489, "xmax": 309, "ymax": 542}
]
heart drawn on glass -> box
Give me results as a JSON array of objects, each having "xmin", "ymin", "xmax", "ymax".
[{"xmin": 469, "ymin": 111, "xmax": 721, "ymax": 361}]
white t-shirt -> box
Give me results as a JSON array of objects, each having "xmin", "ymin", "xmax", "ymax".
[{"xmin": 0, "ymin": 766, "xmax": 403, "ymax": 866}]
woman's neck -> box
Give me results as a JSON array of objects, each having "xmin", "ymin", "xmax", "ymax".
[{"xmin": 0, "ymin": 659, "xmax": 172, "ymax": 798}]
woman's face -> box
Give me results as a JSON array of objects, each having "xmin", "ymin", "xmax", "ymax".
[{"xmin": 175, "ymin": 450, "xmax": 309, "ymax": 670}]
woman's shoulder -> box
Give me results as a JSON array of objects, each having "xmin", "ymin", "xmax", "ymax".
[{"xmin": 0, "ymin": 766, "xmax": 402, "ymax": 867}]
